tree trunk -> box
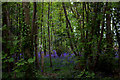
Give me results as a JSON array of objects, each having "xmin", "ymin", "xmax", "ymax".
[
  {"xmin": 22, "ymin": 2, "xmax": 31, "ymax": 59},
  {"xmin": 23, "ymin": 2, "xmax": 35, "ymax": 79},
  {"xmin": 97, "ymin": 4, "xmax": 107, "ymax": 54},
  {"xmin": 32, "ymin": 2, "xmax": 40, "ymax": 69},
  {"xmin": 48, "ymin": 2, "xmax": 52, "ymax": 67},
  {"xmin": 62, "ymin": 2, "xmax": 78, "ymax": 56},
  {"xmin": 41, "ymin": 2, "xmax": 44, "ymax": 73},
  {"xmin": 3, "ymin": 3, "xmax": 11, "ymax": 75},
  {"xmin": 106, "ymin": 3, "xmax": 113, "ymax": 54}
]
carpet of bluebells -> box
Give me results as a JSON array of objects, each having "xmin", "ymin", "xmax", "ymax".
[
  {"xmin": 36, "ymin": 50, "xmax": 119, "ymax": 78},
  {"xmin": 39, "ymin": 51, "xmax": 76, "ymax": 67},
  {"xmin": 36, "ymin": 50, "xmax": 79, "ymax": 78},
  {"xmin": 10, "ymin": 50, "xmax": 119, "ymax": 78}
]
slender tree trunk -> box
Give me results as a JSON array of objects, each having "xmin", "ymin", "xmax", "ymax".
[
  {"xmin": 82, "ymin": 2, "xmax": 85, "ymax": 42},
  {"xmin": 86, "ymin": 2, "xmax": 89, "ymax": 40},
  {"xmin": 72, "ymin": 3, "xmax": 82, "ymax": 52},
  {"xmin": 41, "ymin": 2, "xmax": 44, "ymax": 73},
  {"xmin": 32, "ymin": 2, "xmax": 40, "ymax": 69},
  {"xmin": 48, "ymin": 2, "xmax": 52, "ymax": 67},
  {"xmin": 6, "ymin": 6, "xmax": 11, "ymax": 74},
  {"xmin": 14, "ymin": 3, "xmax": 20, "ymax": 79},
  {"xmin": 44, "ymin": 28, "xmax": 46, "ymax": 55},
  {"xmin": 97, "ymin": 4, "xmax": 107, "ymax": 54},
  {"xmin": 106, "ymin": 2, "xmax": 113, "ymax": 54},
  {"xmin": 50, "ymin": 2, "xmax": 53, "ymax": 54},
  {"xmin": 62, "ymin": 2, "xmax": 78, "ymax": 56},
  {"xmin": 41, "ymin": 2, "xmax": 43, "ymax": 52}
]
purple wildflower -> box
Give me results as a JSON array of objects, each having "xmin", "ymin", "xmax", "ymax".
[{"xmin": 115, "ymin": 52, "xmax": 119, "ymax": 58}]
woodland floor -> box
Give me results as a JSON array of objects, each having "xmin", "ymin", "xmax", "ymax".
[{"xmin": 2, "ymin": 52, "xmax": 119, "ymax": 79}]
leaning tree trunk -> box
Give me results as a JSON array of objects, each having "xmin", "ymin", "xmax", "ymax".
[{"xmin": 62, "ymin": 2, "xmax": 78, "ymax": 56}]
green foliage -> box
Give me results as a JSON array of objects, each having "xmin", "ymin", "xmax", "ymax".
[
  {"xmin": 2, "ymin": 53, "xmax": 7, "ymax": 59},
  {"xmin": 75, "ymin": 69, "xmax": 95, "ymax": 78},
  {"xmin": 9, "ymin": 58, "xmax": 14, "ymax": 62},
  {"xmin": 27, "ymin": 57, "xmax": 35, "ymax": 63},
  {"xmin": 2, "ymin": 2, "xmax": 120, "ymax": 79}
]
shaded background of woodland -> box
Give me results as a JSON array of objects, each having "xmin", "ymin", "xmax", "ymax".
[{"xmin": 2, "ymin": 2, "xmax": 120, "ymax": 79}]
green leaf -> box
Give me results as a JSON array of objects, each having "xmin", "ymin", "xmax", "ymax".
[
  {"xmin": 9, "ymin": 58, "xmax": 14, "ymax": 62},
  {"xmin": 2, "ymin": 54, "xmax": 7, "ymax": 59},
  {"xmin": 28, "ymin": 58, "xmax": 35, "ymax": 63}
]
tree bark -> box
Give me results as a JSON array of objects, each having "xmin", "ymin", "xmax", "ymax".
[
  {"xmin": 48, "ymin": 2, "xmax": 52, "ymax": 67},
  {"xmin": 62, "ymin": 2, "xmax": 78, "ymax": 56},
  {"xmin": 23, "ymin": 2, "xmax": 35, "ymax": 79},
  {"xmin": 97, "ymin": 4, "xmax": 107, "ymax": 54},
  {"xmin": 32, "ymin": 2, "xmax": 40, "ymax": 69},
  {"xmin": 106, "ymin": 2, "xmax": 113, "ymax": 54},
  {"xmin": 41, "ymin": 2, "xmax": 44, "ymax": 73},
  {"xmin": 22, "ymin": 2, "xmax": 31, "ymax": 59}
]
